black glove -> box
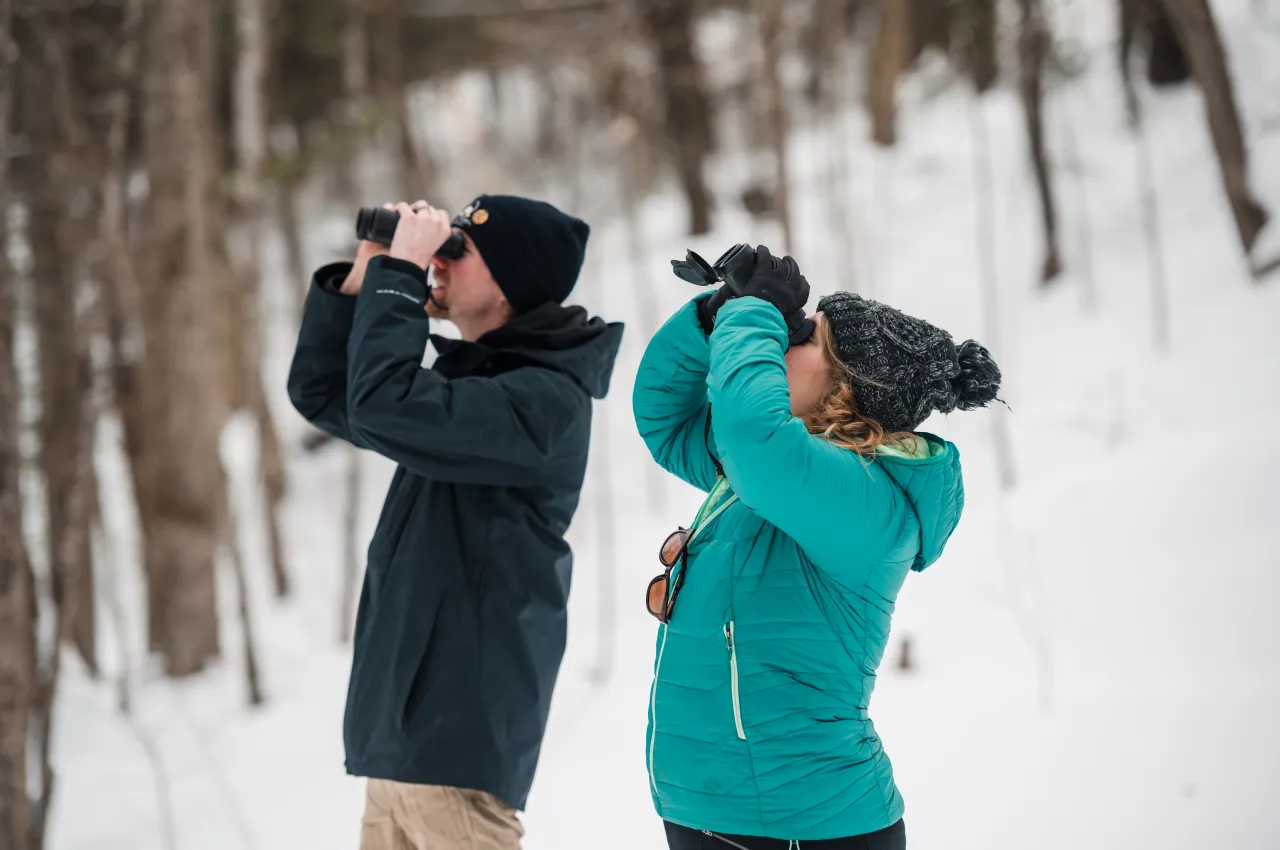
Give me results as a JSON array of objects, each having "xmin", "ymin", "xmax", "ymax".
[
  {"xmin": 739, "ymin": 246, "xmax": 814, "ymax": 345},
  {"xmin": 696, "ymin": 284, "xmax": 735, "ymax": 334},
  {"xmin": 694, "ymin": 245, "xmax": 815, "ymax": 344},
  {"xmin": 740, "ymin": 245, "xmax": 806, "ymax": 313}
]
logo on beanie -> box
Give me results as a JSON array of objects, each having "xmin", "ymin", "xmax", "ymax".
[{"xmin": 458, "ymin": 198, "xmax": 488, "ymax": 226}]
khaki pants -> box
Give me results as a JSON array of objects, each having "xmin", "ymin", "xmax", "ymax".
[{"xmin": 359, "ymin": 779, "xmax": 525, "ymax": 850}]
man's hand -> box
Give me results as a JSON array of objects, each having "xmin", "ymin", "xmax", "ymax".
[
  {"xmin": 341, "ymin": 239, "xmax": 390, "ymax": 296},
  {"xmin": 341, "ymin": 202, "xmax": 392, "ymax": 296},
  {"xmin": 388, "ymin": 201, "xmax": 452, "ymax": 271}
]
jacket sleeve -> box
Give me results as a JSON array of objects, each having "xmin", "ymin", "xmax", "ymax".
[
  {"xmin": 287, "ymin": 262, "xmax": 358, "ymax": 442},
  {"xmin": 706, "ymin": 297, "xmax": 897, "ymax": 564},
  {"xmin": 632, "ymin": 294, "xmax": 721, "ymax": 494},
  {"xmin": 344, "ymin": 255, "xmax": 589, "ymax": 486}
]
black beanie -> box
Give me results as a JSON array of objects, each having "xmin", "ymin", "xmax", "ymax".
[
  {"xmin": 451, "ymin": 194, "xmax": 589, "ymax": 313},
  {"xmin": 817, "ymin": 291, "xmax": 1002, "ymax": 433}
]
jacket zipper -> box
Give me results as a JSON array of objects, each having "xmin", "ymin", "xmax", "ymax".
[
  {"xmin": 648, "ymin": 623, "xmax": 670, "ymax": 794},
  {"xmin": 701, "ymin": 831, "xmax": 754, "ymax": 850},
  {"xmin": 650, "ymin": 480, "xmax": 739, "ymax": 798},
  {"xmin": 724, "ymin": 622, "xmax": 746, "ymax": 740}
]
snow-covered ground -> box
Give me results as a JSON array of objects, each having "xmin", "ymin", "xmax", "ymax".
[{"xmin": 45, "ymin": 2, "xmax": 1280, "ymax": 849}]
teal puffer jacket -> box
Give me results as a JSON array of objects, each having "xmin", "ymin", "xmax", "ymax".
[{"xmin": 632, "ymin": 295, "xmax": 964, "ymax": 841}]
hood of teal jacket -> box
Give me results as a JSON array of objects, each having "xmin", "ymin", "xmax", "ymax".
[{"xmin": 876, "ymin": 433, "xmax": 964, "ymax": 571}]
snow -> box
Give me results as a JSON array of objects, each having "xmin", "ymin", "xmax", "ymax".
[{"xmin": 43, "ymin": 2, "xmax": 1280, "ymax": 848}]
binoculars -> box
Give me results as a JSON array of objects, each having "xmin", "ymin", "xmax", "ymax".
[
  {"xmin": 355, "ymin": 206, "xmax": 466, "ymax": 260},
  {"xmin": 671, "ymin": 243, "xmax": 812, "ymax": 343}
]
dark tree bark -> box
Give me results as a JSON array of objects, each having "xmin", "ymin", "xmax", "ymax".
[
  {"xmin": 640, "ymin": 0, "xmax": 715, "ymax": 234},
  {"xmin": 233, "ymin": 0, "xmax": 289, "ymax": 602},
  {"xmin": 1120, "ymin": 0, "xmax": 1191, "ymax": 95},
  {"xmin": 868, "ymin": 0, "xmax": 912, "ymax": 146},
  {"xmin": 19, "ymin": 4, "xmax": 99, "ymax": 684},
  {"xmin": 132, "ymin": 0, "xmax": 226, "ymax": 677},
  {"xmin": 1159, "ymin": 0, "xmax": 1270, "ymax": 258},
  {"xmin": 371, "ymin": 0, "xmax": 441, "ymax": 202},
  {"xmin": 960, "ymin": 0, "xmax": 999, "ymax": 92},
  {"xmin": 0, "ymin": 6, "xmax": 39, "ymax": 848},
  {"xmin": 1015, "ymin": 0, "xmax": 1063, "ymax": 283},
  {"xmin": 755, "ymin": 0, "xmax": 793, "ymax": 252}
]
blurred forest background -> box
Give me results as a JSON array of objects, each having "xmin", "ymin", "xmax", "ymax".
[{"xmin": 2, "ymin": 0, "xmax": 1278, "ymax": 848}]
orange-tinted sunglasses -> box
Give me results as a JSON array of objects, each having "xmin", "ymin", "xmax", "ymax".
[{"xmin": 646, "ymin": 527, "xmax": 692, "ymax": 624}]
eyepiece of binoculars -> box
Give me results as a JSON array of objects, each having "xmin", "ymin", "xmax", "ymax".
[
  {"xmin": 670, "ymin": 242, "xmax": 758, "ymax": 288},
  {"xmin": 354, "ymin": 207, "xmax": 465, "ymax": 260}
]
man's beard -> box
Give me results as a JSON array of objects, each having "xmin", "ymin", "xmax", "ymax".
[
  {"xmin": 426, "ymin": 268, "xmax": 449, "ymax": 319},
  {"xmin": 425, "ymin": 289, "xmax": 449, "ymax": 319}
]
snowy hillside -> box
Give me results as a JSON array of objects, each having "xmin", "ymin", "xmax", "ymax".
[{"xmin": 45, "ymin": 2, "xmax": 1280, "ymax": 849}]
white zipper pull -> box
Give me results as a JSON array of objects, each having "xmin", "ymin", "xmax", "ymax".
[{"xmin": 726, "ymin": 621, "xmax": 747, "ymax": 741}]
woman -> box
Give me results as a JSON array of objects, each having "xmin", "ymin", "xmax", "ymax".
[{"xmin": 633, "ymin": 247, "xmax": 1001, "ymax": 850}]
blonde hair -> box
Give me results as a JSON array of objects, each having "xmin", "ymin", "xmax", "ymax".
[{"xmin": 800, "ymin": 319, "xmax": 918, "ymax": 458}]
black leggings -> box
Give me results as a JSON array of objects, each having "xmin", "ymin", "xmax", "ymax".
[{"xmin": 664, "ymin": 819, "xmax": 905, "ymax": 850}]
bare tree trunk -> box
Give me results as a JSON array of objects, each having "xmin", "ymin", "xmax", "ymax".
[
  {"xmin": 234, "ymin": 0, "xmax": 289, "ymax": 600},
  {"xmin": 256, "ymin": 397, "xmax": 288, "ymax": 598},
  {"xmin": 755, "ymin": 0, "xmax": 793, "ymax": 253},
  {"xmin": 1159, "ymin": 0, "xmax": 1270, "ymax": 258},
  {"xmin": 586, "ymin": 404, "xmax": 617, "ymax": 687},
  {"xmin": 820, "ymin": 2, "xmax": 861, "ymax": 294},
  {"xmin": 275, "ymin": 149, "xmax": 308, "ymax": 324},
  {"xmin": 0, "ymin": 292, "xmax": 36, "ymax": 850},
  {"xmin": 612, "ymin": 115, "xmax": 665, "ymax": 515},
  {"xmin": 1118, "ymin": 0, "xmax": 1141, "ymax": 124},
  {"xmin": 339, "ymin": 445, "xmax": 361, "ymax": 643},
  {"xmin": 373, "ymin": 0, "xmax": 439, "ymax": 201},
  {"xmin": 21, "ymin": 5, "xmax": 99, "ymax": 686},
  {"xmin": 337, "ymin": 0, "xmax": 371, "ymax": 642},
  {"xmin": 336, "ymin": 0, "xmax": 370, "ymax": 204},
  {"xmin": 98, "ymin": 0, "xmax": 148, "ymax": 662},
  {"xmin": 133, "ymin": 0, "xmax": 226, "ymax": 677},
  {"xmin": 640, "ymin": 0, "xmax": 715, "ymax": 235},
  {"xmin": 1058, "ymin": 97, "xmax": 1098, "ymax": 312},
  {"xmin": 869, "ymin": 0, "xmax": 912, "ymax": 146},
  {"xmin": 223, "ymin": 492, "xmax": 264, "ymax": 706},
  {"xmin": 960, "ymin": 0, "xmax": 999, "ymax": 92},
  {"xmin": 395, "ymin": 90, "xmax": 438, "ymax": 200},
  {"xmin": 582, "ymin": 246, "xmax": 615, "ymax": 687},
  {"xmin": 1130, "ymin": 92, "xmax": 1172, "ymax": 350},
  {"xmin": 968, "ymin": 96, "xmax": 1017, "ymax": 490},
  {"xmin": 14, "ymin": 12, "xmax": 100, "ymax": 843},
  {"xmin": 1121, "ymin": 0, "xmax": 1191, "ymax": 93},
  {"xmin": 0, "ymin": 5, "xmax": 38, "ymax": 846},
  {"xmin": 1015, "ymin": 0, "xmax": 1063, "ymax": 283},
  {"xmin": 535, "ymin": 66, "xmax": 561, "ymax": 161}
]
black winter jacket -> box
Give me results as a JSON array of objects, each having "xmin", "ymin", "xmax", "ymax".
[{"xmin": 287, "ymin": 255, "xmax": 623, "ymax": 811}]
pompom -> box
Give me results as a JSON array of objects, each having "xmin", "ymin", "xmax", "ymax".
[{"xmin": 951, "ymin": 340, "xmax": 1002, "ymax": 411}]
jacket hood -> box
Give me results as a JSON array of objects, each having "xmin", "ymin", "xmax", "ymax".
[
  {"xmin": 431, "ymin": 303, "xmax": 624, "ymax": 399},
  {"xmin": 875, "ymin": 433, "xmax": 964, "ymax": 571}
]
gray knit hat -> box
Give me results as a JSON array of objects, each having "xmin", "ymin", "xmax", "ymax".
[{"xmin": 816, "ymin": 292, "xmax": 1002, "ymax": 433}]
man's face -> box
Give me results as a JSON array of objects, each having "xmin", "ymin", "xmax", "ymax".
[{"xmin": 427, "ymin": 230, "xmax": 507, "ymax": 325}]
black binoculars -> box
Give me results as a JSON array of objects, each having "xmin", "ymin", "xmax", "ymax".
[
  {"xmin": 355, "ymin": 207, "xmax": 466, "ymax": 260},
  {"xmin": 671, "ymin": 243, "xmax": 812, "ymax": 343}
]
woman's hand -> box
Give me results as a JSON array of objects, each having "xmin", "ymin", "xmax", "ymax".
[
  {"xmin": 739, "ymin": 245, "xmax": 809, "ymax": 318},
  {"xmin": 738, "ymin": 246, "xmax": 814, "ymax": 344}
]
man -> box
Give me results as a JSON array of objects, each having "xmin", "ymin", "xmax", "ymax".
[{"xmin": 287, "ymin": 195, "xmax": 624, "ymax": 849}]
